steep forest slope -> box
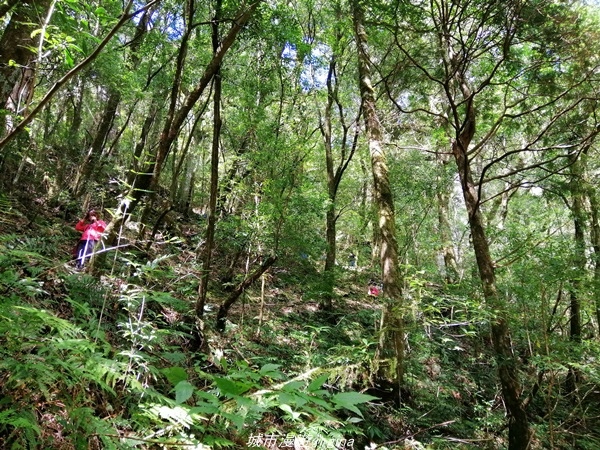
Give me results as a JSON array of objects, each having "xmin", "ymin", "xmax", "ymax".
[
  {"xmin": 2, "ymin": 0, "xmax": 600, "ymax": 449},
  {"xmin": 1, "ymin": 191, "xmax": 600, "ymax": 449}
]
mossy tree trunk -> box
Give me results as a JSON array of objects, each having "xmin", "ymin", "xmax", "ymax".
[{"xmin": 352, "ymin": 0, "xmax": 405, "ymax": 393}]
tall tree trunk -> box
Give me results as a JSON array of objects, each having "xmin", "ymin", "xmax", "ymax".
[
  {"xmin": 352, "ymin": 0, "xmax": 405, "ymax": 392},
  {"xmin": 566, "ymin": 152, "xmax": 584, "ymax": 394},
  {"xmin": 72, "ymin": 88, "xmax": 121, "ymax": 195},
  {"xmin": 322, "ymin": 54, "xmax": 338, "ymax": 311},
  {"xmin": 451, "ymin": 88, "xmax": 531, "ymax": 448},
  {"xmin": 0, "ymin": 0, "xmax": 52, "ymax": 135},
  {"xmin": 109, "ymin": 0, "xmax": 261, "ymax": 226},
  {"xmin": 436, "ymin": 154, "xmax": 459, "ymax": 283},
  {"xmin": 196, "ymin": 0, "xmax": 223, "ymax": 319},
  {"xmin": 588, "ymin": 188, "xmax": 600, "ymax": 334},
  {"xmin": 321, "ymin": 57, "xmax": 358, "ymax": 311}
]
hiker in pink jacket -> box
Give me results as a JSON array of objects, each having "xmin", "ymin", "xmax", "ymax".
[{"xmin": 75, "ymin": 209, "xmax": 106, "ymax": 269}]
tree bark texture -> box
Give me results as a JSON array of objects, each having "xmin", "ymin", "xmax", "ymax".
[
  {"xmin": 196, "ymin": 0, "xmax": 223, "ymax": 319},
  {"xmin": 588, "ymin": 187, "xmax": 600, "ymax": 334},
  {"xmin": 451, "ymin": 97, "xmax": 531, "ymax": 449},
  {"xmin": 0, "ymin": 0, "xmax": 52, "ymax": 134},
  {"xmin": 566, "ymin": 153, "xmax": 584, "ymax": 394},
  {"xmin": 352, "ymin": 0, "xmax": 405, "ymax": 390}
]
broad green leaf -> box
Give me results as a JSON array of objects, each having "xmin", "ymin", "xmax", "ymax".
[
  {"xmin": 175, "ymin": 380, "xmax": 195, "ymax": 404},
  {"xmin": 307, "ymin": 373, "xmax": 329, "ymax": 392},
  {"xmin": 162, "ymin": 366, "xmax": 188, "ymax": 386},
  {"xmin": 279, "ymin": 391, "xmax": 307, "ymax": 407},
  {"xmin": 30, "ymin": 29, "xmax": 45, "ymax": 39},
  {"xmin": 259, "ymin": 363, "xmax": 284, "ymax": 379},
  {"xmin": 195, "ymin": 391, "xmax": 219, "ymax": 403},
  {"xmin": 331, "ymin": 392, "xmax": 378, "ymax": 417},
  {"xmin": 214, "ymin": 376, "xmax": 252, "ymax": 397},
  {"xmin": 281, "ymin": 380, "xmax": 304, "ymax": 392},
  {"xmin": 190, "ymin": 402, "xmax": 219, "ymax": 415},
  {"xmin": 220, "ymin": 411, "xmax": 245, "ymax": 430},
  {"xmin": 348, "ymin": 417, "xmax": 364, "ymax": 423},
  {"xmin": 303, "ymin": 393, "xmax": 333, "ymax": 410}
]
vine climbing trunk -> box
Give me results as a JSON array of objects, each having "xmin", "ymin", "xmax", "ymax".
[{"xmin": 352, "ymin": 0, "xmax": 405, "ymax": 393}]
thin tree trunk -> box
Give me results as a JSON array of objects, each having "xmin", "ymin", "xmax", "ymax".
[
  {"xmin": 321, "ymin": 35, "xmax": 359, "ymax": 309},
  {"xmin": 216, "ymin": 255, "xmax": 277, "ymax": 332},
  {"xmin": 322, "ymin": 55, "xmax": 337, "ymax": 311},
  {"xmin": 72, "ymin": 88, "xmax": 121, "ymax": 195},
  {"xmin": 436, "ymin": 154, "xmax": 459, "ymax": 283},
  {"xmin": 352, "ymin": 0, "xmax": 405, "ymax": 392},
  {"xmin": 256, "ymin": 273, "xmax": 267, "ymax": 338},
  {"xmin": 588, "ymin": 188, "xmax": 600, "ymax": 334},
  {"xmin": 196, "ymin": 0, "xmax": 223, "ymax": 319},
  {"xmin": 566, "ymin": 153, "xmax": 584, "ymax": 394}
]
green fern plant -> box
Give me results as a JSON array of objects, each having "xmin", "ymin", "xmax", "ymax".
[
  {"xmin": 129, "ymin": 360, "xmax": 375, "ymax": 448},
  {"xmin": 0, "ymin": 297, "xmax": 133, "ymax": 449}
]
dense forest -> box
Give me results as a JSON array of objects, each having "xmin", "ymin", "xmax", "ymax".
[{"xmin": 1, "ymin": 0, "xmax": 600, "ymax": 448}]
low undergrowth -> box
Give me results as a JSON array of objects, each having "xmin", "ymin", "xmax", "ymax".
[{"xmin": 1, "ymin": 215, "xmax": 600, "ymax": 449}]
